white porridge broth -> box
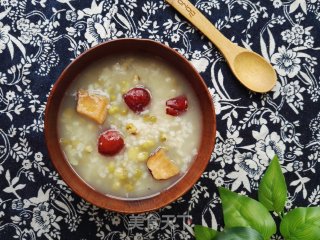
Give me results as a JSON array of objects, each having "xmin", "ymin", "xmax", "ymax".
[{"xmin": 58, "ymin": 53, "xmax": 202, "ymax": 198}]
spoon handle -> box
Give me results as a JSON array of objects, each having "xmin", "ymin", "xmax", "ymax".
[{"xmin": 166, "ymin": 0, "xmax": 242, "ymax": 59}]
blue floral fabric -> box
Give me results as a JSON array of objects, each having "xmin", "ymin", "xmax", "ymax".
[{"xmin": 1, "ymin": 0, "xmax": 320, "ymax": 239}]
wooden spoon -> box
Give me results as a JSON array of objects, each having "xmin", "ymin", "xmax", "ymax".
[{"xmin": 166, "ymin": 0, "xmax": 277, "ymax": 93}]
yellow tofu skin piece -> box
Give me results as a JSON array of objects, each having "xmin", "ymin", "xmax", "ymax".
[
  {"xmin": 76, "ymin": 90, "xmax": 108, "ymax": 124},
  {"xmin": 147, "ymin": 148, "xmax": 180, "ymax": 180}
]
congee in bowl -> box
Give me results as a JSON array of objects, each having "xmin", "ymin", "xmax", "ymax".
[{"xmin": 58, "ymin": 53, "xmax": 202, "ymax": 199}]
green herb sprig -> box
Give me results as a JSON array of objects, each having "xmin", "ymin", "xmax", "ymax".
[{"xmin": 195, "ymin": 155, "xmax": 320, "ymax": 240}]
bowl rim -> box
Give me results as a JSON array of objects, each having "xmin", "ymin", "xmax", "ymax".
[{"xmin": 45, "ymin": 38, "xmax": 216, "ymax": 213}]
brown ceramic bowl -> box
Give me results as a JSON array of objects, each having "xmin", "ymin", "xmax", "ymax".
[{"xmin": 45, "ymin": 38, "xmax": 216, "ymax": 213}]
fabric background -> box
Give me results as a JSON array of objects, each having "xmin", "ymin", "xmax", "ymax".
[{"xmin": 1, "ymin": 0, "xmax": 320, "ymax": 239}]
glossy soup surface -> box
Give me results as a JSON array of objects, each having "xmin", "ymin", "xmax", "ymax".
[{"xmin": 58, "ymin": 53, "xmax": 202, "ymax": 198}]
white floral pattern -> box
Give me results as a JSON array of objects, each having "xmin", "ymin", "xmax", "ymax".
[{"xmin": 0, "ymin": 0, "xmax": 320, "ymax": 239}]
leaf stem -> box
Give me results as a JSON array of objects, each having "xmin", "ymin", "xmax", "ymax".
[{"xmin": 277, "ymin": 211, "xmax": 285, "ymax": 220}]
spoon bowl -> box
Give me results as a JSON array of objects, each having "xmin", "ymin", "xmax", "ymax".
[
  {"xmin": 166, "ymin": 0, "xmax": 277, "ymax": 93},
  {"xmin": 233, "ymin": 51, "xmax": 277, "ymax": 93}
]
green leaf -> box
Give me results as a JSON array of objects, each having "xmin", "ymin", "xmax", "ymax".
[
  {"xmin": 280, "ymin": 207, "xmax": 320, "ymax": 240},
  {"xmin": 219, "ymin": 187, "xmax": 276, "ymax": 240},
  {"xmin": 258, "ymin": 155, "xmax": 287, "ymax": 213},
  {"xmin": 215, "ymin": 227, "xmax": 264, "ymax": 240},
  {"xmin": 194, "ymin": 225, "xmax": 217, "ymax": 240}
]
